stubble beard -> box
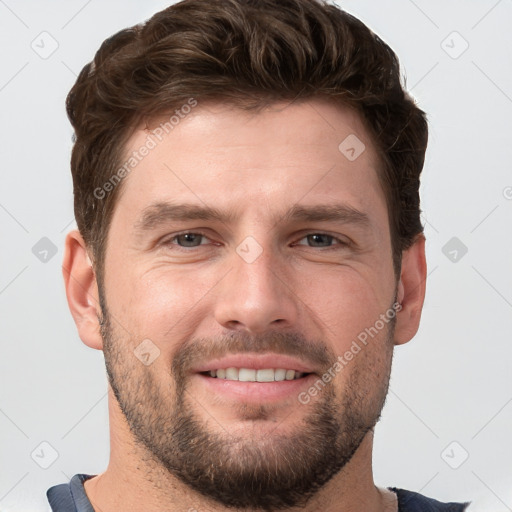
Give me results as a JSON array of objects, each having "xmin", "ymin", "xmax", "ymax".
[{"xmin": 100, "ymin": 299, "xmax": 394, "ymax": 511}]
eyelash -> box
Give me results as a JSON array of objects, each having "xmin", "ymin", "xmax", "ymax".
[{"xmin": 162, "ymin": 231, "xmax": 350, "ymax": 252}]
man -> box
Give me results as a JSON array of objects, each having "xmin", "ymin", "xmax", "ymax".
[{"xmin": 48, "ymin": 0, "xmax": 471, "ymax": 510}]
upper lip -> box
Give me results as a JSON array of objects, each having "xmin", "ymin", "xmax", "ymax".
[{"xmin": 192, "ymin": 353, "xmax": 318, "ymax": 375}]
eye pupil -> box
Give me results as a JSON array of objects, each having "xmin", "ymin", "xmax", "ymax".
[
  {"xmin": 308, "ymin": 234, "xmax": 331, "ymax": 247},
  {"xmin": 177, "ymin": 233, "xmax": 202, "ymax": 247},
  {"xmin": 171, "ymin": 233, "xmax": 341, "ymax": 250}
]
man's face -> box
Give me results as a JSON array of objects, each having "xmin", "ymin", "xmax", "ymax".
[{"xmin": 99, "ymin": 99, "xmax": 398, "ymax": 509}]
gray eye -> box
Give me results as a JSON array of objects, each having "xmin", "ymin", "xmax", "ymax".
[
  {"xmin": 175, "ymin": 233, "xmax": 204, "ymax": 247},
  {"xmin": 305, "ymin": 234, "xmax": 334, "ymax": 247}
]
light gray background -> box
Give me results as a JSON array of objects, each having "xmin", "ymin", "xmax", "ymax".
[{"xmin": 1, "ymin": 1, "xmax": 511, "ymax": 510}]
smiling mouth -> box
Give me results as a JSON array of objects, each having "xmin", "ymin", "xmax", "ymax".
[{"xmin": 200, "ymin": 368, "xmax": 312, "ymax": 382}]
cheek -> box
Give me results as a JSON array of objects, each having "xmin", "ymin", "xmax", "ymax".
[
  {"xmin": 328, "ymin": 316, "xmax": 394, "ymax": 407},
  {"xmin": 297, "ymin": 265, "xmax": 391, "ymax": 344},
  {"xmin": 105, "ymin": 264, "xmax": 222, "ymax": 343}
]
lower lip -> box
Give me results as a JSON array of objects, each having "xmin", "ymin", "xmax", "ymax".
[{"xmin": 194, "ymin": 373, "xmax": 317, "ymax": 403}]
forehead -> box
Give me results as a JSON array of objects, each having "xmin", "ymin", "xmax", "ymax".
[{"xmin": 112, "ymin": 98, "xmax": 387, "ymax": 228}]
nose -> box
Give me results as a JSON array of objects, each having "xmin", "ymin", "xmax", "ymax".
[{"xmin": 213, "ymin": 244, "xmax": 299, "ymax": 334}]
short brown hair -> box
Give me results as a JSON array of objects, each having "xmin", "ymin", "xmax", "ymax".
[{"xmin": 66, "ymin": 0, "xmax": 428, "ymax": 282}]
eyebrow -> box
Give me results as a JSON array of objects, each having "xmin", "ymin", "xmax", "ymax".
[{"xmin": 134, "ymin": 201, "xmax": 372, "ymax": 232}]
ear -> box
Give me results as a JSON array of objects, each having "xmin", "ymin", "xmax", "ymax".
[
  {"xmin": 62, "ymin": 230, "xmax": 103, "ymax": 350},
  {"xmin": 394, "ymin": 233, "xmax": 427, "ymax": 346}
]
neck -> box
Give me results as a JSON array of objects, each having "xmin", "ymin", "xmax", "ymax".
[{"xmin": 84, "ymin": 388, "xmax": 392, "ymax": 512}]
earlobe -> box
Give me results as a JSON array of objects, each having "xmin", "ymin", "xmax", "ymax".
[
  {"xmin": 62, "ymin": 230, "xmax": 104, "ymax": 350},
  {"xmin": 394, "ymin": 234, "xmax": 427, "ymax": 346}
]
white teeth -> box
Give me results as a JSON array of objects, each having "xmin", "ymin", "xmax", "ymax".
[
  {"xmin": 285, "ymin": 369, "xmax": 295, "ymax": 380},
  {"xmin": 274, "ymin": 368, "xmax": 287, "ymax": 381},
  {"xmin": 238, "ymin": 368, "xmax": 256, "ymax": 382},
  {"xmin": 256, "ymin": 368, "xmax": 275, "ymax": 382},
  {"xmin": 225, "ymin": 367, "xmax": 238, "ymax": 380},
  {"xmin": 206, "ymin": 368, "xmax": 307, "ymax": 382}
]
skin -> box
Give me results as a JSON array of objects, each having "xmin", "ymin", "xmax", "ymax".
[{"xmin": 63, "ymin": 98, "xmax": 426, "ymax": 512}]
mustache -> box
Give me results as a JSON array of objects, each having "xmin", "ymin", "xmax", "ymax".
[{"xmin": 172, "ymin": 330, "xmax": 336, "ymax": 378}]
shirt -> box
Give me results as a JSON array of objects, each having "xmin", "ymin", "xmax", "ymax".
[{"xmin": 47, "ymin": 474, "xmax": 471, "ymax": 511}]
